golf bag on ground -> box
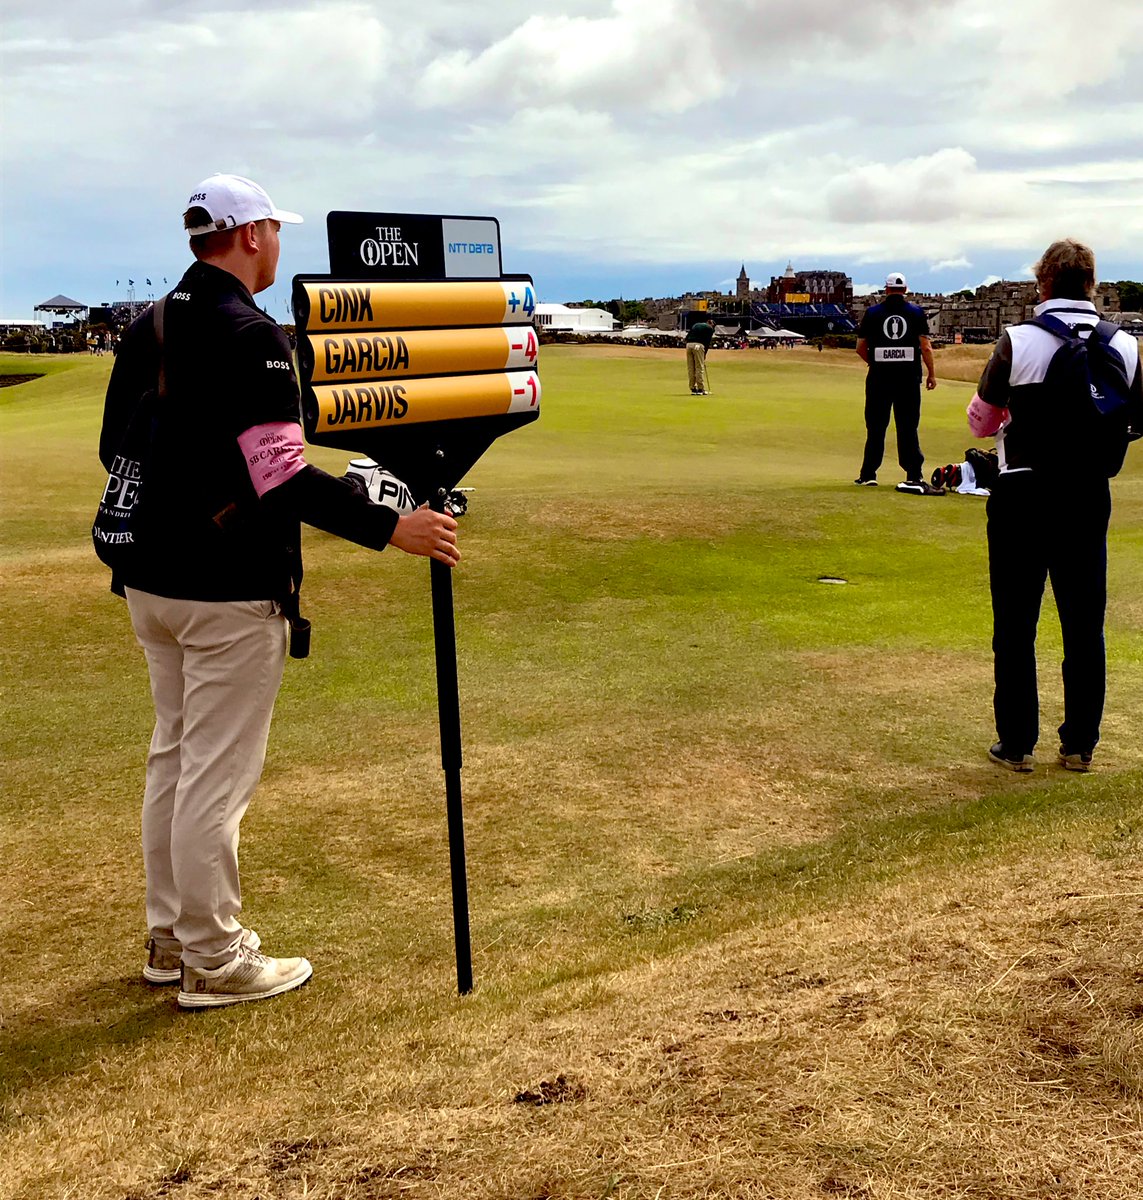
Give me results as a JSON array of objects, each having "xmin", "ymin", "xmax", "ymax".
[{"xmin": 932, "ymin": 447, "xmax": 999, "ymax": 494}]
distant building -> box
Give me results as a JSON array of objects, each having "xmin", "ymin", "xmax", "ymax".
[
  {"xmin": 534, "ymin": 303, "xmax": 619, "ymax": 333},
  {"xmin": 766, "ymin": 263, "xmax": 852, "ymax": 306},
  {"xmin": 849, "ymin": 280, "xmax": 1122, "ymax": 340},
  {"xmin": 715, "ymin": 262, "xmax": 857, "ymax": 335}
]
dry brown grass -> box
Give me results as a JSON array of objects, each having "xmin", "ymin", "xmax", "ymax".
[
  {"xmin": 7, "ymin": 832, "xmax": 1142, "ymax": 1199},
  {"xmin": 931, "ymin": 346, "xmax": 995, "ymax": 386}
]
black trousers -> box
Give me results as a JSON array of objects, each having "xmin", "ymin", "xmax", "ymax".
[
  {"xmin": 986, "ymin": 472, "xmax": 1110, "ymax": 755},
  {"xmin": 859, "ymin": 375, "xmax": 923, "ymax": 481}
]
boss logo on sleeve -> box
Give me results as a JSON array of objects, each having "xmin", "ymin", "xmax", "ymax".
[{"xmin": 265, "ymin": 359, "xmax": 292, "ymax": 370}]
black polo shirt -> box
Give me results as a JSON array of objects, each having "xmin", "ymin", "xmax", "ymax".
[
  {"xmin": 858, "ymin": 294, "xmax": 929, "ymax": 381},
  {"xmin": 686, "ymin": 320, "xmax": 714, "ymax": 349},
  {"xmin": 100, "ymin": 261, "xmax": 397, "ymax": 601}
]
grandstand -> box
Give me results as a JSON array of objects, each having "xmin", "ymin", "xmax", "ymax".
[{"xmin": 749, "ymin": 300, "xmax": 856, "ymax": 336}]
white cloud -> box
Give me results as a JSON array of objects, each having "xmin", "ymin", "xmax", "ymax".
[
  {"xmin": 420, "ymin": 3, "xmax": 723, "ymax": 114},
  {"xmin": 931, "ymin": 257, "xmax": 972, "ymax": 272},
  {"xmin": 982, "ymin": 0, "xmax": 1143, "ymax": 101},
  {"xmin": 4, "ymin": 6, "xmax": 396, "ymax": 171},
  {"xmin": 417, "ymin": 0, "xmax": 924, "ymax": 115},
  {"xmin": 825, "ymin": 148, "xmax": 1022, "ymax": 226}
]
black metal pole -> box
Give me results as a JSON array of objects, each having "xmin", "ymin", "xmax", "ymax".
[{"xmin": 429, "ymin": 482, "xmax": 473, "ymax": 995}]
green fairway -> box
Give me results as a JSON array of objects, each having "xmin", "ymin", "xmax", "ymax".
[{"xmin": 4, "ymin": 345, "xmax": 1143, "ymax": 1198}]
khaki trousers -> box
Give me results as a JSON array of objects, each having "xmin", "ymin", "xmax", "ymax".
[
  {"xmin": 126, "ymin": 588, "xmax": 287, "ymax": 969},
  {"xmin": 686, "ymin": 343, "xmax": 709, "ymax": 392}
]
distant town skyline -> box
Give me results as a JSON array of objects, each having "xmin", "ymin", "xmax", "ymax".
[{"xmin": 15, "ymin": 250, "xmax": 1142, "ymax": 329}]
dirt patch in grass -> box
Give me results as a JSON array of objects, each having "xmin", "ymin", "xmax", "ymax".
[
  {"xmin": 0, "ymin": 374, "xmax": 43, "ymax": 388},
  {"xmin": 514, "ymin": 1073, "xmax": 588, "ymax": 1106}
]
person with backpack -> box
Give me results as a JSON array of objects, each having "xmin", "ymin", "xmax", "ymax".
[
  {"xmin": 98, "ymin": 174, "xmax": 460, "ymax": 1008},
  {"xmin": 967, "ymin": 239, "xmax": 1142, "ymax": 772},
  {"xmin": 854, "ymin": 272, "xmax": 941, "ymax": 493}
]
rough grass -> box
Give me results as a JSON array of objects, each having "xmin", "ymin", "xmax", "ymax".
[
  {"xmin": 930, "ymin": 343, "xmax": 994, "ymax": 384},
  {"xmin": 3, "ymin": 347, "xmax": 1143, "ymax": 1199}
]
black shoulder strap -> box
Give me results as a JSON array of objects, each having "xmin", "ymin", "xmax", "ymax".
[
  {"xmin": 1025, "ymin": 311, "xmax": 1079, "ymax": 342},
  {"xmin": 1029, "ymin": 313, "xmax": 1128, "ymax": 367},
  {"xmin": 153, "ymin": 296, "xmax": 168, "ymax": 398},
  {"xmin": 1092, "ymin": 319, "xmax": 1121, "ymax": 348}
]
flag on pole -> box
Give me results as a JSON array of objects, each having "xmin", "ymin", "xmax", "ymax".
[{"xmin": 128, "ymin": 279, "xmax": 134, "ymax": 286}]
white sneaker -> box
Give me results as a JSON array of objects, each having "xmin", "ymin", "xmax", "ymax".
[
  {"xmin": 144, "ymin": 927, "xmax": 261, "ymax": 985},
  {"xmin": 896, "ymin": 479, "xmax": 945, "ymax": 496},
  {"xmin": 178, "ymin": 944, "xmax": 312, "ymax": 1009}
]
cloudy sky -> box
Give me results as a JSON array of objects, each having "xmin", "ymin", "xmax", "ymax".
[{"xmin": 3, "ymin": 0, "xmax": 1141, "ymax": 320}]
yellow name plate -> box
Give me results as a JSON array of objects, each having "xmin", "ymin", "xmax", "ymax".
[
  {"xmin": 311, "ymin": 370, "xmax": 541, "ymax": 431},
  {"xmin": 307, "ymin": 325, "xmax": 538, "ymax": 383},
  {"xmin": 297, "ymin": 280, "xmax": 537, "ymax": 331}
]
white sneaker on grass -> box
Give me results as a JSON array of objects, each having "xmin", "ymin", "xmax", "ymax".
[
  {"xmin": 144, "ymin": 927, "xmax": 261, "ymax": 985},
  {"xmin": 177, "ymin": 943, "xmax": 312, "ymax": 1009},
  {"xmin": 896, "ymin": 479, "xmax": 945, "ymax": 496}
]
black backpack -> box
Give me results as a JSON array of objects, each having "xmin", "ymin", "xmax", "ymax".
[
  {"xmin": 1022, "ymin": 311, "xmax": 1134, "ymax": 477},
  {"xmin": 965, "ymin": 446, "xmax": 1000, "ymax": 490},
  {"xmin": 92, "ymin": 298, "xmax": 165, "ymax": 578}
]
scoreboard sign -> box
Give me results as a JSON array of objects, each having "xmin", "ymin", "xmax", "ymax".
[
  {"xmin": 292, "ymin": 211, "xmax": 540, "ymax": 502},
  {"xmin": 296, "ymin": 211, "xmax": 540, "ymax": 997}
]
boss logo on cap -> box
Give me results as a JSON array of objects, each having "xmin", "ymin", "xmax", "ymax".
[
  {"xmin": 188, "ymin": 192, "xmax": 207, "ymax": 203},
  {"xmin": 266, "ymin": 360, "xmax": 291, "ymax": 370}
]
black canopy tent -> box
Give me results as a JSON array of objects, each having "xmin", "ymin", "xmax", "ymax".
[{"xmin": 34, "ymin": 294, "xmax": 88, "ymax": 320}]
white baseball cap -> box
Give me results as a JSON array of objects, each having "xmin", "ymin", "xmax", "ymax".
[
  {"xmin": 885, "ymin": 271, "xmax": 908, "ymax": 290},
  {"xmin": 184, "ymin": 174, "xmax": 303, "ymax": 237}
]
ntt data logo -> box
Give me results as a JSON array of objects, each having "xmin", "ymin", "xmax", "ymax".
[{"xmin": 442, "ymin": 217, "xmax": 501, "ymax": 277}]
